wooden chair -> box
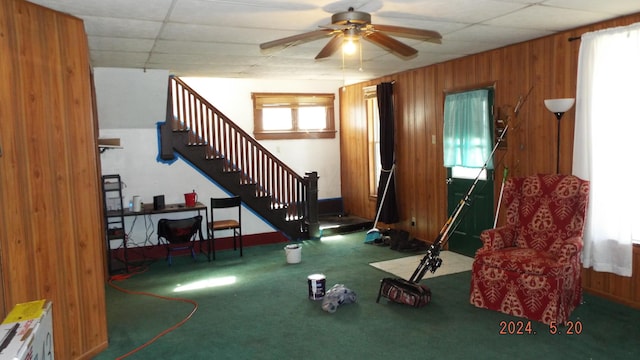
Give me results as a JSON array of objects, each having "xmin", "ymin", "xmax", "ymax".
[
  {"xmin": 208, "ymin": 196, "xmax": 242, "ymax": 260},
  {"xmin": 157, "ymin": 215, "xmax": 204, "ymax": 266}
]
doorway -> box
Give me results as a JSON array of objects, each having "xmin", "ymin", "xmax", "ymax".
[
  {"xmin": 443, "ymin": 87, "xmax": 495, "ymax": 257},
  {"xmin": 446, "ymin": 167, "xmax": 493, "ymax": 257}
]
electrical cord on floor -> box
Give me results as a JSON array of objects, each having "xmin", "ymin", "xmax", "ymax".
[{"xmin": 108, "ymin": 268, "xmax": 199, "ymax": 359}]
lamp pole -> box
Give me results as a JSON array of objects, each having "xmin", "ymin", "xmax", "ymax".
[{"xmin": 554, "ymin": 112, "xmax": 562, "ymax": 174}]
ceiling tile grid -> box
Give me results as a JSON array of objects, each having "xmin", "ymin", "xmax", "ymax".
[{"xmin": 24, "ymin": 0, "xmax": 640, "ymax": 82}]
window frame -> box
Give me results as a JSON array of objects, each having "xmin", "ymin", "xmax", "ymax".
[
  {"xmin": 364, "ymin": 86, "xmax": 380, "ymax": 198},
  {"xmin": 251, "ymin": 92, "xmax": 336, "ymax": 140},
  {"xmin": 443, "ymin": 86, "xmax": 495, "ymax": 169}
]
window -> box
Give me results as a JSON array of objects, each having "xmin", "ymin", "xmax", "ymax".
[
  {"xmin": 573, "ymin": 22, "xmax": 640, "ymax": 276},
  {"xmin": 252, "ymin": 93, "xmax": 336, "ymax": 140},
  {"xmin": 443, "ymin": 88, "xmax": 494, "ymax": 169},
  {"xmin": 365, "ymin": 86, "xmax": 380, "ymax": 196}
]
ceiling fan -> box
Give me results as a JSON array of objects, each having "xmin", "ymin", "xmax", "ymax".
[{"xmin": 260, "ymin": 7, "xmax": 442, "ymax": 60}]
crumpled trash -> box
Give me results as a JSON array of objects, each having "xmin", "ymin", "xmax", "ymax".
[{"xmin": 321, "ymin": 284, "xmax": 357, "ymax": 313}]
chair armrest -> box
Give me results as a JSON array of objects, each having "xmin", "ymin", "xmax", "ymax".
[
  {"xmin": 556, "ymin": 236, "xmax": 583, "ymax": 263},
  {"xmin": 477, "ymin": 226, "xmax": 517, "ymax": 254}
]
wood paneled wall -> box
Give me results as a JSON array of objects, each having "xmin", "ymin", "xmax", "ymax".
[
  {"xmin": 340, "ymin": 13, "xmax": 640, "ymax": 308},
  {"xmin": 0, "ymin": 1, "xmax": 108, "ymax": 358},
  {"xmin": 582, "ymin": 244, "xmax": 640, "ymax": 308}
]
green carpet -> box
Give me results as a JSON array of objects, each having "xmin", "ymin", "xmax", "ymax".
[{"xmin": 96, "ymin": 232, "xmax": 640, "ymax": 360}]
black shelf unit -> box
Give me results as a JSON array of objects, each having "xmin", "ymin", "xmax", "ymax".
[{"xmin": 101, "ymin": 174, "xmax": 128, "ymax": 274}]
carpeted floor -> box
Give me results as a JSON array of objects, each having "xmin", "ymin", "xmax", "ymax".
[{"xmin": 95, "ymin": 231, "xmax": 640, "ymax": 360}]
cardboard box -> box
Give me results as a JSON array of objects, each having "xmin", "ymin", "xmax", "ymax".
[{"xmin": 0, "ymin": 300, "xmax": 54, "ymax": 360}]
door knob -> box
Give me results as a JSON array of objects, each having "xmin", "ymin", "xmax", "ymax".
[{"xmin": 446, "ymin": 178, "xmax": 453, "ymax": 184}]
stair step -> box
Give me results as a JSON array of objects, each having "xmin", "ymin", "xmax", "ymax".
[
  {"xmin": 169, "ymin": 137, "xmax": 309, "ymax": 239},
  {"xmin": 161, "ymin": 79, "xmax": 312, "ymax": 240}
]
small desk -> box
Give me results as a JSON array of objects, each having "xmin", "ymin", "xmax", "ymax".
[
  {"xmin": 122, "ymin": 201, "xmax": 207, "ymax": 217},
  {"xmin": 122, "ymin": 201, "xmax": 210, "ymax": 261}
]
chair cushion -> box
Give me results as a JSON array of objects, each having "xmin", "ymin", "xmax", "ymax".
[
  {"xmin": 473, "ymin": 248, "xmax": 564, "ymax": 276},
  {"xmin": 210, "ymin": 219, "xmax": 240, "ymax": 230}
]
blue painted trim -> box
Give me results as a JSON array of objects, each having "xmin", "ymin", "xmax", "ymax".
[
  {"xmin": 174, "ymin": 153, "xmax": 287, "ymax": 239},
  {"xmin": 156, "ymin": 121, "xmax": 177, "ymax": 165},
  {"xmin": 153, "ymin": 120, "xmax": 292, "ymax": 241}
]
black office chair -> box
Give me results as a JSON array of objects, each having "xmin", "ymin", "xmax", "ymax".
[
  {"xmin": 157, "ymin": 215, "xmax": 204, "ymax": 266},
  {"xmin": 208, "ymin": 196, "xmax": 242, "ymax": 260}
]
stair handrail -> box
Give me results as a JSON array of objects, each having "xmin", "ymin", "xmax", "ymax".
[{"xmin": 166, "ymin": 75, "xmax": 314, "ymax": 225}]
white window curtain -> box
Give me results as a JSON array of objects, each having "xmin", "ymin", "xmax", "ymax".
[
  {"xmin": 443, "ymin": 89, "xmax": 493, "ymax": 169},
  {"xmin": 573, "ymin": 22, "xmax": 640, "ymax": 277}
]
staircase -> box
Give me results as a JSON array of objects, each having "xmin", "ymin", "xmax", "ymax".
[{"xmin": 159, "ymin": 75, "xmax": 318, "ymax": 240}]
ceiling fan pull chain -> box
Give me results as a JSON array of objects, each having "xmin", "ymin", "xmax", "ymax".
[
  {"xmin": 342, "ymin": 47, "xmax": 346, "ymax": 80},
  {"xmin": 359, "ymin": 39, "xmax": 363, "ymax": 72}
]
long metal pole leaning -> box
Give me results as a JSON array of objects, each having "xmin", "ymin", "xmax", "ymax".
[
  {"xmin": 373, "ymin": 163, "xmax": 396, "ymax": 228},
  {"xmin": 493, "ymin": 166, "xmax": 509, "ymax": 228},
  {"xmin": 409, "ymin": 122, "xmax": 510, "ymax": 283},
  {"xmin": 365, "ymin": 163, "xmax": 396, "ymax": 242}
]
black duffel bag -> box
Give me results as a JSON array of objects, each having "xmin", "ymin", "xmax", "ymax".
[{"xmin": 376, "ymin": 277, "xmax": 431, "ymax": 307}]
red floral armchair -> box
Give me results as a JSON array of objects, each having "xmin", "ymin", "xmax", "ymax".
[{"xmin": 469, "ymin": 174, "xmax": 589, "ymax": 325}]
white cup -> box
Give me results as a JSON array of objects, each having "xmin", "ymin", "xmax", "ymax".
[{"xmin": 132, "ymin": 196, "xmax": 142, "ymax": 212}]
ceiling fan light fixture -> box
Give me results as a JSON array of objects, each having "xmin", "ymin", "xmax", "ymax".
[
  {"xmin": 342, "ymin": 28, "xmax": 360, "ymax": 55},
  {"xmin": 260, "ymin": 7, "xmax": 442, "ymax": 61},
  {"xmin": 342, "ymin": 38, "xmax": 358, "ymax": 55}
]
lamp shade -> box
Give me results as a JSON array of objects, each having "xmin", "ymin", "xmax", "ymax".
[{"xmin": 544, "ymin": 98, "xmax": 575, "ymax": 113}]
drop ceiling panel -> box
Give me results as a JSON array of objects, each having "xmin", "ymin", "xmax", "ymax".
[
  {"xmin": 30, "ymin": 0, "xmax": 174, "ymax": 20},
  {"xmin": 153, "ymin": 41, "xmax": 262, "ymax": 57},
  {"xmin": 88, "ymin": 37, "xmax": 156, "ymax": 52},
  {"xmin": 484, "ymin": 5, "xmax": 614, "ymax": 31},
  {"xmin": 445, "ymin": 24, "xmax": 555, "ymax": 44},
  {"xmin": 544, "ymin": 0, "xmax": 640, "ymax": 16},
  {"xmin": 160, "ymin": 23, "xmax": 291, "ymax": 44},
  {"xmin": 82, "ymin": 16, "xmax": 163, "ymax": 38},
  {"xmin": 170, "ymin": 0, "xmax": 326, "ymax": 28},
  {"xmin": 376, "ymin": 0, "xmax": 527, "ymax": 24},
  {"xmin": 24, "ymin": 0, "xmax": 640, "ymax": 82},
  {"xmin": 91, "ymin": 51, "xmax": 150, "ymax": 67}
]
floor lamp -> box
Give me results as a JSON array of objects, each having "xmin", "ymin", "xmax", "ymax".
[{"xmin": 544, "ymin": 98, "xmax": 575, "ymax": 173}]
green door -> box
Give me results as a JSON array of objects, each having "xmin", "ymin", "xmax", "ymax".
[
  {"xmin": 446, "ymin": 167, "xmax": 494, "ymax": 257},
  {"xmin": 442, "ymin": 87, "xmax": 496, "ymax": 258}
]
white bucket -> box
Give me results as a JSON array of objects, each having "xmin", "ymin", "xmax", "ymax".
[{"xmin": 284, "ymin": 244, "xmax": 301, "ymax": 264}]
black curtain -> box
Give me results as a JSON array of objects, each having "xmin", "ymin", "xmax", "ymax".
[{"xmin": 375, "ymin": 82, "xmax": 399, "ymax": 224}]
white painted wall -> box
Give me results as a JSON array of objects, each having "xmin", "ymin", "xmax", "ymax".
[
  {"xmin": 94, "ymin": 67, "xmax": 344, "ymax": 244},
  {"xmin": 181, "ymin": 76, "xmax": 343, "ymax": 197}
]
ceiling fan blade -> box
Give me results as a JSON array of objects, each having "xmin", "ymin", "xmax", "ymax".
[
  {"xmin": 364, "ymin": 31, "xmax": 418, "ymax": 57},
  {"xmin": 315, "ymin": 33, "xmax": 344, "ymax": 59},
  {"xmin": 371, "ymin": 24, "xmax": 442, "ymax": 44},
  {"xmin": 260, "ymin": 29, "xmax": 332, "ymax": 50}
]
